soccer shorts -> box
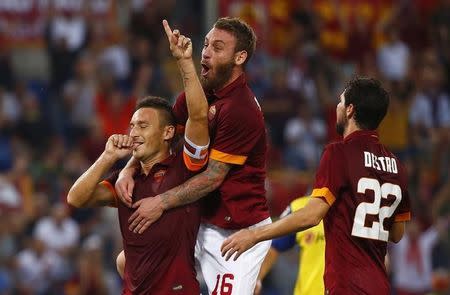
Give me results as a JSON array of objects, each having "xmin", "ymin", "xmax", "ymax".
[{"xmin": 195, "ymin": 218, "xmax": 272, "ymax": 295}]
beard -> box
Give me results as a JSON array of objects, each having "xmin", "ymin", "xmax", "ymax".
[
  {"xmin": 335, "ymin": 117, "xmax": 347, "ymax": 136},
  {"xmin": 200, "ymin": 61, "xmax": 234, "ymax": 92}
]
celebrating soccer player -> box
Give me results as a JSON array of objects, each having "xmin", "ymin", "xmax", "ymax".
[{"xmin": 116, "ymin": 17, "xmax": 272, "ymax": 293}]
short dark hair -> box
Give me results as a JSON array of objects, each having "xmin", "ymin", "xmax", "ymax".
[
  {"xmin": 214, "ymin": 17, "xmax": 257, "ymax": 65},
  {"xmin": 135, "ymin": 96, "xmax": 175, "ymax": 127},
  {"xmin": 344, "ymin": 77, "xmax": 389, "ymax": 130}
]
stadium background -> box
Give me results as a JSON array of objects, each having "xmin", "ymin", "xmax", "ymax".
[{"xmin": 0, "ymin": 0, "xmax": 448, "ymax": 294}]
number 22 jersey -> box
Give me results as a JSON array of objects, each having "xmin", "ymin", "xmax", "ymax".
[{"xmin": 311, "ymin": 130, "xmax": 411, "ymax": 294}]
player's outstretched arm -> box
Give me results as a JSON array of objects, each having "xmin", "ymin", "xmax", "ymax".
[
  {"xmin": 67, "ymin": 135, "xmax": 133, "ymax": 208},
  {"xmin": 128, "ymin": 158, "xmax": 231, "ymax": 233},
  {"xmin": 221, "ymin": 198, "xmax": 330, "ymax": 261},
  {"xmin": 115, "ymin": 21, "xmax": 210, "ymax": 208},
  {"xmin": 163, "ymin": 19, "xmax": 209, "ymax": 147}
]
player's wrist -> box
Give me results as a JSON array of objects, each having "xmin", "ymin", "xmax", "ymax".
[
  {"xmin": 157, "ymin": 194, "xmax": 169, "ymax": 211},
  {"xmin": 177, "ymin": 58, "xmax": 195, "ymax": 72},
  {"xmin": 101, "ymin": 150, "xmax": 120, "ymax": 163}
]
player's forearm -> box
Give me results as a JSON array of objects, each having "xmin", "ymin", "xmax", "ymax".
[
  {"xmin": 67, "ymin": 152, "xmax": 117, "ymax": 208},
  {"xmin": 177, "ymin": 59, "xmax": 208, "ymax": 123},
  {"xmin": 160, "ymin": 160, "xmax": 230, "ymax": 210},
  {"xmin": 160, "ymin": 170, "xmax": 223, "ymax": 209},
  {"xmin": 254, "ymin": 208, "xmax": 319, "ymax": 243}
]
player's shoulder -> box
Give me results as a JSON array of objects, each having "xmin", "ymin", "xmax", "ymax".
[
  {"xmin": 323, "ymin": 141, "xmax": 345, "ymax": 156},
  {"xmin": 217, "ymin": 94, "xmax": 263, "ymax": 124}
]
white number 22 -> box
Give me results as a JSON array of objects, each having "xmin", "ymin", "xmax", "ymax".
[{"xmin": 351, "ymin": 178, "xmax": 402, "ymax": 241}]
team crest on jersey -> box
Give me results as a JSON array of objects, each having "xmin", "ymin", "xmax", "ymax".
[
  {"xmin": 208, "ymin": 105, "xmax": 216, "ymax": 120},
  {"xmin": 154, "ymin": 169, "xmax": 167, "ymax": 181}
]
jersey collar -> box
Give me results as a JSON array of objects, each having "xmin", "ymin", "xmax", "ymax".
[
  {"xmin": 344, "ymin": 130, "xmax": 379, "ymax": 143},
  {"xmin": 207, "ymin": 73, "xmax": 246, "ymax": 101}
]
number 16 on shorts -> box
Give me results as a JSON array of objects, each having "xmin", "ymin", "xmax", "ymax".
[{"xmin": 212, "ymin": 273, "xmax": 234, "ymax": 295}]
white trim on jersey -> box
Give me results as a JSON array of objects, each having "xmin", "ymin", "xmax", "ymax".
[{"xmin": 184, "ymin": 135, "xmax": 209, "ymax": 160}]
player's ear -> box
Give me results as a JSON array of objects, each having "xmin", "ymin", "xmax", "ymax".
[
  {"xmin": 346, "ymin": 103, "xmax": 355, "ymax": 119},
  {"xmin": 234, "ymin": 50, "xmax": 247, "ymax": 66},
  {"xmin": 163, "ymin": 125, "xmax": 175, "ymax": 141}
]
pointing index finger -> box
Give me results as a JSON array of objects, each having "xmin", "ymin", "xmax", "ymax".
[{"xmin": 162, "ymin": 19, "xmax": 173, "ymax": 40}]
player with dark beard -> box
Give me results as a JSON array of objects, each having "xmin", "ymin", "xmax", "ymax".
[{"xmin": 116, "ymin": 17, "xmax": 272, "ymax": 294}]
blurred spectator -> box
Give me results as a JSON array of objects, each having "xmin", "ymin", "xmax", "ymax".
[
  {"xmin": 409, "ymin": 52, "xmax": 450, "ymax": 165},
  {"xmin": 261, "ymin": 68, "xmax": 300, "ymax": 147},
  {"xmin": 0, "ymin": 174, "xmax": 22, "ymax": 213},
  {"xmin": 98, "ymin": 29, "xmax": 130, "ymax": 85},
  {"xmin": 64, "ymin": 235, "xmax": 109, "ymax": 295},
  {"xmin": 46, "ymin": 3, "xmax": 89, "ymax": 91},
  {"xmin": 95, "ymin": 80, "xmax": 136, "ymax": 138},
  {"xmin": 62, "ymin": 53, "xmax": 98, "ymax": 142},
  {"xmin": 390, "ymin": 218, "xmax": 449, "ymax": 295},
  {"xmin": 430, "ymin": 0, "xmax": 450, "ymax": 92},
  {"xmin": 0, "ymin": 87, "xmax": 21, "ymax": 127},
  {"xmin": 80, "ymin": 119, "xmax": 107, "ymax": 163},
  {"xmin": 283, "ymin": 102, "xmax": 326, "ymax": 171},
  {"xmin": 0, "ymin": 45, "xmax": 13, "ymax": 90},
  {"xmin": 14, "ymin": 85, "xmax": 53, "ymax": 150},
  {"xmin": 377, "ymin": 26, "xmax": 411, "ymax": 81},
  {"xmin": 378, "ymin": 81, "xmax": 413, "ymax": 159},
  {"xmin": 33, "ymin": 203, "xmax": 80, "ymax": 255},
  {"xmin": 285, "ymin": 46, "xmax": 318, "ymax": 112},
  {"xmin": 15, "ymin": 237, "xmax": 65, "ymax": 295}
]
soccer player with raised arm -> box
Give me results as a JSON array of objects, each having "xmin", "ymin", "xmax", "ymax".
[
  {"xmin": 116, "ymin": 17, "xmax": 271, "ymax": 293},
  {"xmin": 221, "ymin": 78, "xmax": 411, "ymax": 295}
]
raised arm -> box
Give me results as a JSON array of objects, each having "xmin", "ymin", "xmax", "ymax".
[
  {"xmin": 67, "ymin": 135, "xmax": 133, "ymax": 208},
  {"xmin": 163, "ymin": 19, "xmax": 209, "ymax": 146},
  {"xmin": 115, "ymin": 20, "xmax": 209, "ymax": 207}
]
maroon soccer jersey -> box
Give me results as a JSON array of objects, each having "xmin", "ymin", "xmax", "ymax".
[
  {"xmin": 311, "ymin": 130, "xmax": 410, "ymax": 294},
  {"xmin": 101, "ymin": 145, "xmax": 205, "ymax": 295},
  {"xmin": 173, "ymin": 74, "xmax": 270, "ymax": 229}
]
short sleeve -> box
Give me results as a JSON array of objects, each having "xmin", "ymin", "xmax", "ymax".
[
  {"xmin": 311, "ymin": 144, "xmax": 347, "ymax": 206},
  {"xmin": 99, "ymin": 170, "xmax": 120, "ymax": 207},
  {"xmin": 210, "ymin": 104, "xmax": 264, "ymax": 165}
]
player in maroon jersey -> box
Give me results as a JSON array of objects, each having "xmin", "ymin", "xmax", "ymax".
[
  {"xmin": 67, "ymin": 23, "xmax": 209, "ymax": 294},
  {"xmin": 116, "ymin": 17, "xmax": 272, "ymax": 293},
  {"xmin": 221, "ymin": 77, "xmax": 411, "ymax": 295}
]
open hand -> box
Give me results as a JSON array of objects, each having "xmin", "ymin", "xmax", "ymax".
[
  {"xmin": 220, "ymin": 229, "xmax": 257, "ymax": 261},
  {"xmin": 163, "ymin": 19, "xmax": 192, "ymax": 60},
  {"xmin": 128, "ymin": 195, "xmax": 165, "ymax": 234}
]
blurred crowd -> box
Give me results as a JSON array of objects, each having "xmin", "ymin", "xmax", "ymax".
[{"xmin": 0, "ymin": 0, "xmax": 449, "ymax": 294}]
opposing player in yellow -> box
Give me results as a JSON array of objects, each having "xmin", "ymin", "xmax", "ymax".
[{"xmin": 254, "ymin": 196, "xmax": 325, "ymax": 295}]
